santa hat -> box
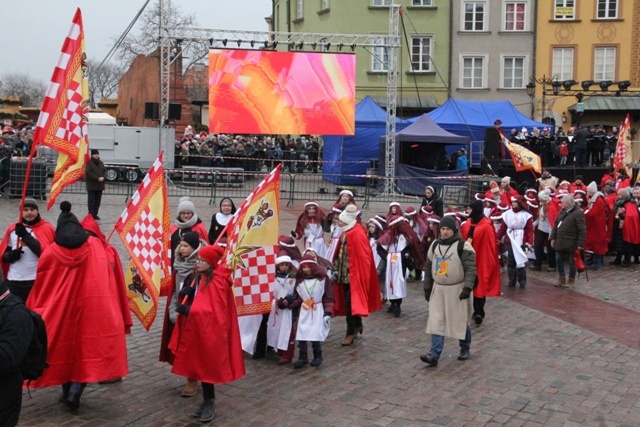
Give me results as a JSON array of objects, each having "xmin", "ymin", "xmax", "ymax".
[
  {"xmin": 485, "ymin": 198, "xmax": 497, "ymax": 205},
  {"xmin": 216, "ymin": 236, "xmax": 228, "ymax": 248},
  {"xmin": 404, "ymin": 206, "xmax": 417, "ymax": 217},
  {"xmin": 275, "ymin": 252, "xmax": 293, "ymax": 265},
  {"xmin": 278, "ymin": 235, "xmax": 296, "ymax": 247},
  {"xmin": 367, "ymin": 218, "xmax": 384, "ymax": 230},
  {"xmin": 388, "ymin": 215, "xmax": 408, "ymax": 227},
  {"xmin": 427, "ymin": 215, "xmax": 441, "ymax": 224},
  {"xmin": 573, "ymin": 189, "xmax": 586, "ymax": 196},
  {"xmin": 389, "ymin": 202, "xmax": 401, "ymax": 208},
  {"xmin": 545, "ymin": 185, "xmax": 556, "ymax": 195},
  {"xmin": 177, "ymin": 197, "xmax": 196, "ymax": 214},
  {"xmin": 474, "ymin": 192, "xmax": 486, "ymax": 201},
  {"xmin": 559, "ymin": 180, "xmax": 570, "ymax": 188},
  {"xmin": 338, "ymin": 204, "xmax": 358, "ymax": 225},
  {"xmin": 587, "ymin": 181, "xmax": 598, "ymax": 194},
  {"xmin": 497, "ymin": 202, "xmax": 509, "ymax": 211},
  {"xmin": 374, "ymin": 214, "xmax": 387, "ymax": 225},
  {"xmin": 299, "ymin": 254, "xmax": 318, "ymax": 265},
  {"xmin": 331, "ymin": 203, "xmax": 344, "ymax": 214},
  {"xmin": 339, "ymin": 189, "xmax": 353, "ymax": 198},
  {"xmin": 304, "ymin": 201, "xmax": 318, "ymax": 208},
  {"xmin": 556, "ymin": 189, "xmax": 570, "ymax": 198},
  {"xmin": 199, "ymin": 245, "xmax": 225, "ymax": 267},
  {"xmin": 420, "ymin": 205, "xmax": 433, "ymax": 215}
]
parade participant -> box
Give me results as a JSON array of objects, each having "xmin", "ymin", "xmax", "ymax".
[
  {"xmin": 292, "ymin": 201, "xmax": 328, "ymax": 260},
  {"xmin": 573, "ymin": 190, "xmax": 588, "ymax": 209},
  {"xmin": 525, "ymin": 189, "xmax": 539, "ymax": 220},
  {"xmin": 421, "ymin": 186, "xmax": 444, "ymax": 218},
  {"xmin": 331, "ymin": 204, "xmax": 382, "ymax": 346},
  {"xmin": 530, "ymin": 190, "xmax": 559, "ymax": 272},
  {"xmin": 584, "ymin": 182, "xmax": 609, "ymax": 269},
  {"xmin": 366, "ymin": 218, "xmax": 386, "ymax": 302},
  {"xmin": 170, "ymin": 197, "xmax": 209, "ymax": 262},
  {"xmin": 570, "ymin": 176, "xmax": 587, "ymax": 193},
  {"xmin": 278, "ymin": 234, "xmax": 302, "ymax": 268},
  {"xmin": 169, "ymin": 245, "xmax": 245, "ymax": 423},
  {"xmin": 497, "ymin": 196, "xmax": 534, "ymax": 288},
  {"xmin": 324, "ymin": 204, "xmax": 344, "ymax": 262},
  {"xmin": 421, "ymin": 215, "xmax": 476, "ymax": 366},
  {"xmin": 610, "ymin": 188, "xmax": 632, "ymax": 266},
  {"xmin": 386, "ymin": 202, "xmax": 403, "ymax": 223},
  {"xmin": 461, "ymin": 201, "xmax": 500, "ymax": 326},
  {"xmin": 616, "ymin": 169, "xmax": 631, "ymax": 190},
  {"xmin": 498, "ymin": 176, "xmax": 519, "ymax": 205},
  {"xmin": 208, "ymin": 198, "xmax": 236, "ymax": 244},
  {"xmin": 484, "ymin": 181, "xmax": 501, "ymax": 203},
  {"xmin": 377, "ymin": 216, "xmax": 424, "ymax": 317},
  {"xmin": 550, "ymin": 195, "xmax": 586, "ymax": 288},
  {"xmin": 85, "ymin": 149, "xmax": 106, "ymax": 220},
  {"xmin": 291, "ymin": 255, "xmax": 333, "ymax": 368},
  {"xmin": 0, "ymin": 274, "xmax": 33, "ymax": 426},
  {"xmin": 27, "ymin": 202, "xmax": 128, "ymax": 410},
  {"xmin": 404, "ymin": 206, "xmax": 428, "ymax": 240},
  {"xmin": 266, "ymin": 253, "xmax": 298, "ymax": 365},
  {"xmin": 1, "ymin": 198, "xmax": 55, "ymax": 301}
]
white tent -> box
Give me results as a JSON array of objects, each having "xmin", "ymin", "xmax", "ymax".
[{"xmin": 87, "ymin": 112, "xmax": 117, "ymax": 125}]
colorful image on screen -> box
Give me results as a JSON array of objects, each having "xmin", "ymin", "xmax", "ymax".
[{"xmin": 208, "ymin": 49, "xmax": 355, "ymax": 135}]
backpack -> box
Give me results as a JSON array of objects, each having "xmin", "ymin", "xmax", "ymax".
[{"xmin": 1, "ymin": 298, "xmax": 49, "ymax": 381}]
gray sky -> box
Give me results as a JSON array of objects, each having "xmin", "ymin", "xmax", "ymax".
[{"xmin": 0, "ymin": 0, "xmax": 272, "ymax": 83}]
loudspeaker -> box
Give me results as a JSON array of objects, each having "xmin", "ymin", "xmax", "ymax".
[
  {"xmin": 484, "ymin": 127, "xmax": 501, "ymax": 160},
  {"xmin": 144, "ymin": 102, "xmax": 159, "ymax": 120},
  {"xmin": 168, "ymin": 103, "xmax": 182, "ymax": 120}
]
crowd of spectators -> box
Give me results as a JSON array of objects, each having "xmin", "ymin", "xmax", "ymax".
[
  {"xmin": 1, "ymin": 126, "xmax": 33, "ymax": 159},
  {"xmin": 175, "ymin": 126, "xmax": 322, "ymax": 173}
]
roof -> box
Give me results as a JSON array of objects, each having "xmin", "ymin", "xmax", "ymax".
[
  {"xmin": 393, "ymin": 114, "xmax": 470, "ymax": 144},
  {"xmin": 567, "ymin": 96, "xmax": 640, "ymax": 112},
  {"xmin": 355, "ymin": 96, "xmax": 408, "ymax": 124}
]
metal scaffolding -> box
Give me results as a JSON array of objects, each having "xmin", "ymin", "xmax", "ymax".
[{"xmin": 159, "ymin": 1, "xmax": 402, "ymax": 192}]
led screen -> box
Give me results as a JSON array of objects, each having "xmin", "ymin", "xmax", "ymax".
[{"xmin": 208, "ymin": 49, "xmax": 355, "ymax": 135}]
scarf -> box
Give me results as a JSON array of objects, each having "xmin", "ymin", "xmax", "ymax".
[
  {"xmin": 23, "ymin": 214, "xmax": 42, "ymax": 226},
  {"xmin": 175, "ymin": 214, "xmax": 198, "ymax": 230},
  {"xmin": 173, "ymin": 245, "xmax": 201, "ymax": 277}
]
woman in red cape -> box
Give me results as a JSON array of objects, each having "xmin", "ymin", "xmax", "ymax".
[
  {"xmin": 461, "ymin": 201, "xmax": 500, "ymax": 325},
  {"xmin": 584, "ymin": 184, "xmax": 609, "ymax": 269},
  {"xmin": 169, "ymin": 245, "xmax": 245, "ymax": 423},
  {"xmin": 27, "ymin": 202, "xmax": 128, "ymax": 410}
]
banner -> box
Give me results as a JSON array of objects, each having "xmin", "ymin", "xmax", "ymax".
[
  {"xmin": 614, "ymin": 113, "xmax": 632, "ymax": 176},
  {"xmin": 115, "ymin": 153, "xmax": 171, "ymax": 330},
  {"xmin": 224, "ymin": 164, "xmax": 281, "ymax": 316},
  {"xmin": 498, "ymin": 129, "xmax": 542, "ymax": 174}
]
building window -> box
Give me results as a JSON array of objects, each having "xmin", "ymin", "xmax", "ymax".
[
  {"xmin": 594, "ymin": 47, "xmax": 616, "ymax": 81},
  {"xmin": 410, "ymin": 36, "xmax": 432, "ymax": 72},
  {"xmin": 296, "ymin": 0, "xmax": 303, "ymax": 19},
  {"xmin": 504, "ymin": 2, "xmax": 527, "ymax": 31},
  {"xmin": 321, "ymin": 0, "xmax": 329, "ymax": 9},
  {"xmin": 373, "ymin": 0, "xmax": 392, "ymax": 6},
  {"xmin": 463, "ymin": 2, "xmax": 486, "ymax": 31},
  {"xmin": 554, "ymin": 0, "xmax": 575, "ymax": 19},
  {"xmin": 502, "ymin": 56, "xmax": 526, "ymax": 88},
  {"xmin": 412, "ymin": 0, "xmax": 433, "ymax": 5},
  {"xmin": 371, "ymin": 38, "xmax": 389, "ymax": 72},
  {"xmin": 461, "ymin": 55, "xmax": 486, "ymax": 88},
  {"xmin": 552, "ymin": 47, "xmax": 574, "ymax": 81},
  {"xmin": 597, "ymin": 0, "xmax": 618, "ymax": 18}
]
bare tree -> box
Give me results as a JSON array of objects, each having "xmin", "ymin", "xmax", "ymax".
[
  {"xmin": 87, "ymin": 58, "xmax": 125, "ymax": 108},
  {"xmin": 0, "ymin": 73, "xmax": 47, "ymax": 107}
]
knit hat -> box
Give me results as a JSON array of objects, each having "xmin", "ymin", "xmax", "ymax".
[
  {"xmin": 338, "ymin": 204, "xmax": 358, "ymax": 225},
  {"xmin": 177, "ymin": 197, "xmax": 195, "ymax": 214},
  {"xmin": 587, "ymin": 181, "xmax": 598, "ymax": 194},
  {"xmin": 57, "ymin": 201, "xmax": 80, "ymax": 227},
  {"xmin": 502, "ymin": 176, "xmax": 511, "ymax": 185},
  {"xmin": 538, "ymin": 190, "xmax": 550, "ymax": 202},
  {"xmin": 199, "ymin": 245, "xmax": 224, "ymax": 267},
  {"xmin": 55, "ymin": 201, "xmax": 89, "ymax": 249},
  {"xmin": 23, "ymin": 197, "xmax": 39, "ymax": 210},
  {"xmin": 490, "ymin": 181, "xmax": 500, "ymax": 194},
  {"xmin": 439, "ymin": 215, "xmax": 458, "ymax": 232},
  {"xmin": 181, "ymin": 231, "xmax": 200, "ymax": 250},
  {"xmin": 91, "ymin": 149, "xmax": 99, "ymax": 155}
]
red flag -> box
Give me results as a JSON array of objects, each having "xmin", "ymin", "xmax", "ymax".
[
  {"xmin": 115, "ymin": 153, "xmax": 171, "ymax": 330},
  {"xmin": 614, "ymin": 113, "xmax": 632, "ymax": 176},
  {"xmin": 224, "ymin": 165, "xmax": 281, "ymax": 316},
  {"xmin": 498, "ymin": 129, "xmax": 542, "ymax": 174}
]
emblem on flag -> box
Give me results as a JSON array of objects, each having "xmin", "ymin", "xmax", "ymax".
[
  {"xmin": 498, "ymin": 129, "xmax": 542, "ymax": 174},
  {"xmin": 614, "ymin": 113, "xmax": 632, "ymax": 176}
]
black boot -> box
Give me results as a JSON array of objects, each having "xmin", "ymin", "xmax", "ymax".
[
  {"xmin": 507, "ymin": 267, "xmax": 516, "ymax": 287},
  {"xmin": 387, "ymin": 301, "xmax": 396, "ymax": 313},
  {"xmin": 293, "ymin": 348, "xmax": 308, "ymax": 369},
  {"xmin": 393, "ymin": 299, "xmax": 402, "ymax": 317},
  {"xmin": 310, "ymin": 349, "xmax": 323, "ymax": 367},
  {"xmin": 517, "ymin": 268, "xmax": 526, "ymax": 288}
]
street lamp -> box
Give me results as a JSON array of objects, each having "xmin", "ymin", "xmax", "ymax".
[{"xmin": 526, "ymin": 75, "xmax": 559, "ymax": 124}]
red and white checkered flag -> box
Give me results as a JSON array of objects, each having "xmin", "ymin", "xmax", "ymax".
[
  {"xmin": 115, "ymin": 153, "xmax": 171, "ymax": 330},
  {"xmin": 614, "ymin": 113, "xmax": 631, "ymax": 176}
]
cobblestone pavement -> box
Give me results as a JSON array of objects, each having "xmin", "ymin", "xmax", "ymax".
[{"xmin": 3, "ymin": 193, "xmax": 640, "ymax": 426}]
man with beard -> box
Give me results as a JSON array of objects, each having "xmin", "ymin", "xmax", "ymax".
[{"xmin": 0, "ymin": 198, "xmax": 55, "ymax": 301}]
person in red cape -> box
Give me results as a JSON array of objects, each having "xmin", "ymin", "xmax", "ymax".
[
  {"xmin": 584, "ymin": 182, "xmax": 609, "ymax": 269},
  {"xmin": 330, "ymin": 204, "xmax": 382, "ymax": 346},
  {"xmin": 461, "ymin": 201, "xmax": 500, "ymax": 326},
  {"xmin": 0, "ymin": 198, "xmax": 55, "ymax": 301},
  {"xmin": 623, "ymin": 187, "xmax": 640, "ymax": 262},
  {"xmin": 26, "ymin": 202, "xmax": 128, "ymax": 411},
  {"xmin": 169, "ymin": 245, "xmax": 245, "ymax": 423},
  {"xmin": 80, "ymin": 214, "xmax": 133, "ymax": 335}
]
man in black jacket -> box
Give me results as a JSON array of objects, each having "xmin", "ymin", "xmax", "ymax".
[
  {"xmin": 0, "ymin": 273, "xmax": 34, "ymax": 427},
  {"xmin": 85, "ymin": 149, "xmax": 106, "ymax": 220}
]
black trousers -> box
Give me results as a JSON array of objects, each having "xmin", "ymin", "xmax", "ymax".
[
  {"xmin": 87, "ymin": 190, "xmax": 103, "ymax": 216},
  {"xmin": 473, "ymin": 296, "xmax": 486, "ymax": 319},
  {"xmin": 533, "ymin": 229, "xmax": 555, "ymax": 268},
  {"xmin": 343, "ymin": 283, "xmax": 362, "ymax": 335},
  {"xmin": 202, "ymin": 383, "xmax": 215, "ymax": 400},
  {"xmin": 6, "ymin": 279, "xmax": 35, "ymax": 302}
]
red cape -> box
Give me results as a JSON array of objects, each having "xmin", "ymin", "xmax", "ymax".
[
  {"xmin": 605, "ymin": 194, "xmax": 617, "ymax": 242},
  {"xmin": 547, "ymin": 199, "xmax": 561, "ymax": 228},
  {"xmin": 26, "ymin": 237, "xmax": 128, "ymax": 387},
  {"xmin": 170, "ymin": 223, "xmax": 209, "ymax": 243},
  {"xmin": 332, "ymin": 223, "xmax": 382, "ymax": 316},
  {"xmin": 461, "ymin": 217, "xmax": 501, "ymax": 298},
  {"xmin": 80, "ymin": 214, "xmax": 133, "ymax": 334},
  {"xmin": 0, "ymin": 219, "xmax": 55, "ymax": 279},
  {"xmin": 170, "ymin": 266, "xmax": 245, "ymax": 384},
  {"xmin": 622, "ymin": 200, "xmax": 640, "ymax": 244},
  {"xmin": 584, "ymin": 196, "xmax": 609, "ymax": 255}
]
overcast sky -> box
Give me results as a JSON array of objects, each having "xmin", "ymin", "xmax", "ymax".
[{"xmin": 0, "ymin": 0, "xmax": 272, "ymax": 83}]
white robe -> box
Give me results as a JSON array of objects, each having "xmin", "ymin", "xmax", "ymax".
[
  {"xmin": 296, "ymin": 277, "xmax": 329, "ymax": 342},
  {"xmin": 502, "ymin": 209, "xmax": 532, "ymax": 268},
  {"xmin": 325, "ymin": 223, "xmax": 342, "ymax": 262},
  {"xmin": 304, "ymin": 223, "xmax": 328, "ymax": 260},
  {"xmin": 381, "ymin": 235, "xmax": 409, "ymax": 300},
  {"xmin": 369, "ymin": 236, "xmax": 382, "ymax": 268},
  {"xmin": 266, "ymin": 275, "xmax": 297, "ymax": 350}
]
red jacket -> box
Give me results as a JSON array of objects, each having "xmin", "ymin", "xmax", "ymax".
[
  {"xmin": 584, "ymin": 195, "xmax": 609, "ymax": 255},
  {"xmin": 461, "ymin": 217, "xmax": 500, "ymax": 298},
  {"xmin": 0, "ymin": 219, "xmax": 55, "ymax": 279}
]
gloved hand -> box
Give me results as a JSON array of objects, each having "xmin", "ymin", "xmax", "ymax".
[
  {"xmin": 424, "ymin": 285, "xmax": 432, "ymax": 302},
  {"xmin": 459, "ymin": 287, "xmax": 472, "ymax": 300},
  {"xmin": 290, "ymin": 230, "xmax": 298, "ymax": 239},
  {"xmin": 277, "ymin": 298, "xmax": 288, "ymax": 309},
  {"xmin": 283, "ymin": 294, "xmax": 296, "ymax": 305},
  {"xmin": 179, "ymin": 285, "xmax": 196, "ymax": 300},
  {"xmin": 14, "ymin": 223, "xmax": 28, "ymax": 238},
  {"xmin": 176, "ymin": 303, "xmax": 190, "ymax": 316},
  {"xmin": 9, "ymin": 248, "xmax": 23, "ymax": 262},
  {"xmin": 330, "ymin": 271, "xmax": 339, "ymax": 282}
]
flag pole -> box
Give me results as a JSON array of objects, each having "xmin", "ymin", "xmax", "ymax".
[{"xmin": 17, "ymin": 142, "xmax": 40, "ymax": 222}]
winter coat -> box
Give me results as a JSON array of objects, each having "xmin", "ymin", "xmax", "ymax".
[
  {"xmin": 549, "ymin": 206, "xmax": 586, "ymax": 252},
  {"xmin": 85, "ymin": 158, "xmax": 106, "ymax": 191}
]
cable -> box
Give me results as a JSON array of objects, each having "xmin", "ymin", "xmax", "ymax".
[{"xmin": 399, "ymin": 14, "xmax": 422, "ymax": 111}]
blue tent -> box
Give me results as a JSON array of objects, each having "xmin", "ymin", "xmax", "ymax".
[
  {"xmin": 323, "ymin": 96, "xmax": 408, "ymax": 185},
  {"xmin": 419, "ymin": 99, "xmax": 553, "ymax": 142}
]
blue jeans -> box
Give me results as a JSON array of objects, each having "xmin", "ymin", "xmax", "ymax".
[
  {"xmin": 429, "ymin": 324, "xmax": 471, "ymax": 359},
  {"xmin": 556, "ymin": 250, "xmax": 576, "ymax": 279}
]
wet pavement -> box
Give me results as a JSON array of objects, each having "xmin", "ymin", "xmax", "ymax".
[{"xmin": 2, "ymin": 193, "xmax": 640, "ymax": 426}]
